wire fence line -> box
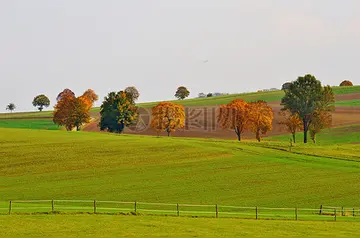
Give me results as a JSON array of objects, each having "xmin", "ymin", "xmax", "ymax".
[{"xmin": 1, "ymin": 200, "xmax": 360, "ymax": 222}]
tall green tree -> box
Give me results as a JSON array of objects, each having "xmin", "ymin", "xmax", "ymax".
[
  {"xmin": 6, "ymin": 103, "xmax": 16, "ymax": 113},
  {"xmin": 281, "ymin": 74, "xmax": 334, "ymax": 143},
  {"xmin": 32, "ymin": 94, "xmax": 50, "ymax": 112},
  {"xmin": 175, "ymin": 86, "xmax": 190, "ymax": 100},
  {"xmin": 99, "ymin": 91, "xmax": 138, "ymax": 133}
]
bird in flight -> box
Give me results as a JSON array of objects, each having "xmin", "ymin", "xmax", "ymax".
[{"xmin": 203, "ymin": 60, "xmax": 208, "ymax": 63}]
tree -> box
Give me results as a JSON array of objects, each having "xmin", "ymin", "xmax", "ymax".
[
  {"xmin": 70, "ymin": 98, "xmax": 91, "ymax": 131},
  {"xmin": 79, "ymin": 89, "xmax": 99, "ymax": 111},
  {"xmin": 198, "ymin": 92, "xmax": 206, "ymax": 98},
  {"xmin": 309, "ymin": 110, "xmax": 332, "ymax": 143},
  {"xmin": 207, "ymin": 93, "xmax": 213, "ymax": 97},
  {"xmin": 278, "ymin": 110, "xmax": 303, "ymax": 143},
  {"xmin": 6, "ymin": 103, "xmax": 16, "ymax": 113},
  {"xmin": 125, "ymin": 86, "xmax": 140, "ymax": 104},
  {"xmin": 281, "ymin": 74, "xmax": 331, "ymax": 143},
  {"xmin": 339, "ymin": 80, "xmax": 353, "ymax": 86},
  {"xmin": 248, "ymin": 100, "xmax": 274, "ymax": 142},
  {"xmin": 32, "ymin": 94, "xmax": 50, "ymax": 112},
  {"xmin": 151, "ymin": 102, "xmax": 185, "ymax": 136},
  {"xmin": 308, "ymin": 85, "xmax": 335, "ymax": 143},
  {"xmin": 175, "ymin": 86, "xmax": 190, "ymax": 100},
  {"xmin": 53, "ymin": 89, "xmax": 98, "ymax": 131},
  {"xmin": 99, "ymin": 91, "xmax": 138, "ymax": 133},
  {"xmin": 218, "ymin": 99, "xmax": 250, "ymax": 141},
  {"xmin": 281, "ymin": 82, "xmax": 292, "ymax": 90}
]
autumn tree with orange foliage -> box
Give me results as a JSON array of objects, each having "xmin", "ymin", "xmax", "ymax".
[
  {"xmin": 278, "ymin": 110, "xmax": 303, "ymax": 143},
  {"xmin": 309, "ymin": 110, "xmax": 332, "ymax": 143},
  {"xmin": 53, "ymin": 89, "xmax": 98, "ymax": 131},
  {"xmin": 218, "ymin": 99, "xmax": 250, "ymax": 141},
  {"xmin": 248, "ymin": 100, "xmax": 274, "ymax": 142},
  {"xmin": 151, "ymin": 102, "xmax": 185, "ymax": 136}
]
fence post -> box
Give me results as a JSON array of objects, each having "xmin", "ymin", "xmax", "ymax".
[
  {"xmin": 334, "ymin": 209, "xmax": 337, "ymax": 221},
  {"xmin": 295, "ymin": 207, "xmax": 298, "ymax": 221},
  {"xmin": 216, "ymin": 204, "xmax": 218, "ymax": 218},
  {"xmin": 256, "ymin": 206, "xmax": 258, "ymax": 220},
  {"xmin": 353, "ymin": 208, "xmax": 355, "ymax": 217},
  {"xmin": 134, "ymin": 201, "xmax": 137, "ymax": 213},
  {"xmin": 9, "ymin": 201, "xmax": 12, "ymax": 215},
  {"xmin": 319, "ymin": 205, "xmax": 323, "ymax": 215},
  {"xmin": 52, "ymin": 200, "xmax": 54, "ymax": 213},
  {"xmin": 177, "ymin": 203, "xmax": 179, "ymax": 217},
  {"xmin": 342, "ymin": 207, "xmax": 344, "ymax": 216},
  {"xmin": 94, "ymin": 200, "xmax": 96, "ymax": 214}
]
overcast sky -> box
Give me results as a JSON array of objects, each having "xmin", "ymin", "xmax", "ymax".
[{"xmin": 0, "ymin": 0, "xmax": 359, "ymax": 112}]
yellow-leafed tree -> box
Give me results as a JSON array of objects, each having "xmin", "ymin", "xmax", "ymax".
[
  {"xmin": 248, "ymin": 100, "xmax": 274, "ymax": 142},
  {"xmin": 309, "ymin": 110, "xmax": 332, "ymax": 143},
  {"xmin": 151, "ymin": 102, "xmax": 185, "ymax": 136},
  {"xmin": 218, "ymin": 99, "xmax": 250, "ymax": 141},
  {"xmin": 278, "ymin": 110, "xmax": 303, "ymax": 143}
]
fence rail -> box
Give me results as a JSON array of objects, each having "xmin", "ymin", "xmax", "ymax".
[{"xmin": 1, "ymin": 200, "xmax": 359, "ymax": 222}]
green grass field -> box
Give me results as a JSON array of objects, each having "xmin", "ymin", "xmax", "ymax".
[
  {"xmin": 1, "ymin": 215, "xmax": 360, "ymax": 238},
  {"xmin": 1, "ymin": 127, "xmax": 359, "ymax": 208},
  {"xmin": 1, "ymin": 123, "xmax": 360, "ymax": 236},
  {"xmin": 0, "ymin": 119, "xmax": 60, "ymax": 130},
  {"xmin": 0, "ymin": 110, "xmax": 52, "ymax": 119}
]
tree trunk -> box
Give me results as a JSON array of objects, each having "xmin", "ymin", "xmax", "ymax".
[
  {"xmin": 76, "ymin": 125, "xmax": 80, "ymax": 131},
  {"xmin": 256, "ymin": 130, "xmax": 261, "ymax": 142},
  {"xmin": 234, "ymin": 127, "xmax": 241, "ymax": 141},
  {"xmin": 303, "ymin": 119, "xmax": 308, "ymax": 144},
  {"xmin": 292, "ymin": 133, "xmax": 296, "ymax": 143}
]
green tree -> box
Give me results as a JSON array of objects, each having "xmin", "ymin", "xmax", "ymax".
[
  {"xmin": 281, "ymin": 82, "xmax": 292, "ymax": 90},
  {"xmin": 175, "ymin": 86, "xmax": 190, "ymax": 100},
  {"xmin": 125, "ymin": 86, "xmax": 140, "ymax": 104},
  {"xmin": 99, "ymin": 91, "xmax": 138, "ymax": 133},
  {"xmin": 6, "ymin": 103, "xmax": 16, "ymax": 113},
  {"xmin": 32, "ymin": 94, "xmax": 50, "ymax": 112},
  {"xmin": 281, "ymin": 74, "xmax": 334, "ymax": 143}
]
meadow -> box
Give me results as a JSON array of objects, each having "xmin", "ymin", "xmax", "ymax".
[
  {"xmin": 2, "ymin": 215, "xmax": 360, "ymax": 238},
  {"xmin": 0, "ymin": 119, "xmax": 60, "ymax": 130},
  {"xmin": 1, "ymin": 127, "xmax": 360, "ymax": 208}
]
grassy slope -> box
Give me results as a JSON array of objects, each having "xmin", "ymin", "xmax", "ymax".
[
  {"xmin": 1, "ymin": 127, "xmax": 360, "ymax": 209},
  {"xmin": 0, "ymin": 119, "xmax": 60, "ymax": 130},
  {"xmin": 2, "ymin": 215, "xmax": 360, "ymax": 238}
]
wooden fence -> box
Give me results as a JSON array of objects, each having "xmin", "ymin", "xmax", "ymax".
[{"xmin": 1, "ymin": 200, "xmax": 360, "ymax": 222}]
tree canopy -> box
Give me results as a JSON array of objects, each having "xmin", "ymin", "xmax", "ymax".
[
  {"xmin": 278, "ymin": 110, "xmax": 303, "ymax": 143},
  {"xmin": 151, "ymin": 102, "xmax": 185, "ymax": 136},
  {"xmin": 218, "ymin": 99, "xmax": 250, "ymax": 141},
  {"xmin": 6, "ymin": 103, "xmax": 16, "ymax": 113},
  {"xmin": 175, "ymin": 86, "xmax": 190, "ymax": 100},
  {"xmin": 281, "ymin": 74, "xmax": 334, "ymax": 143},
  {"xmin": 32, "ymin": 94, "xmax": 50, "ymax": 112},
  {"xmin": 248, "ymin": 101, "xmax": 274, "ymax": 142},
  {"xmin": 281, "ymin": 82, "xmax": 292, "ymax": 90},
  {"xmin": 53, "ymin": 89, "xmax": 98, "ymax": 131},
  {"xmin": 339, "ymin": 80, "xmax": 353, "ymax": 86},
  {"xmin": 125, "ymin": 86, "xmax": 140, "ymax": 104},
  {"xmin": 99, "ymin": 91, "xmax": 138, "ymax": 133}
]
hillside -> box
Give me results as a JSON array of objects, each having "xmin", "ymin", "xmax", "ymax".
[
  {"xmin": 1, "ymin": 126, "xmax": 360, "ymax": 209},
  {"xmin": 0, "ymin": 86, "xmax": 359, "ymax": 138}
]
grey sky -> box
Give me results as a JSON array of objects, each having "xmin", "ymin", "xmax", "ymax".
[{"xmin": 1, "ymin": 0, "xmax": 359, "ymax": 112}]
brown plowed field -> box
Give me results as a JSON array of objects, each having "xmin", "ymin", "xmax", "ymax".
[{"xmin": 84, "ymin": 104, "xmax": 360, "ymax": 140}]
